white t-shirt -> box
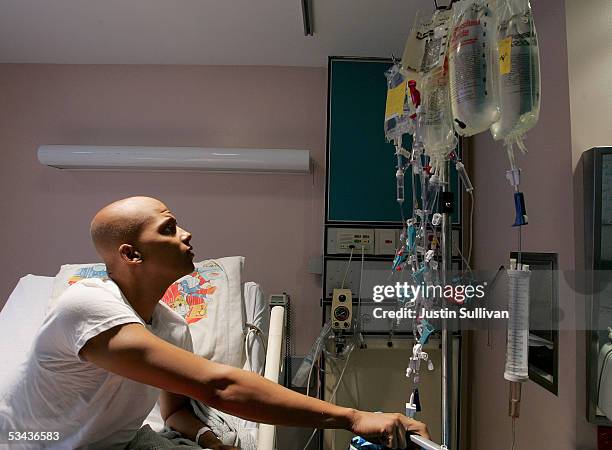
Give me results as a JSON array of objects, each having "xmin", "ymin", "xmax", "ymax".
[{"xmin": 0, "ymin": 278, "xmax": 193, "ymax": 450}]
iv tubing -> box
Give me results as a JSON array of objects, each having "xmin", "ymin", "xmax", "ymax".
[
  {"xmin": 357, "ymin": 245, "xmax": 366, "ymax": 334},
  {"xmin": 506, "ymin": 144, "xmax": 518, "ymax": 192},
  {"xmin": 301, "ymin": 350, "xmax": 353, "ymax": 450},
  {"xmin": 410, "ymin": 145, "xmax": 420, "ymax": 224},
  {"xmin": 396, "ymin": 140, "xmax": 405, "ymax": 204},
  {"xmin": 468, "ymin": 191, "xmax": 474, "ymax": 268},
  {"xmin": 341, "ymin": 247, "xmax": 355, "ymax": 289}
]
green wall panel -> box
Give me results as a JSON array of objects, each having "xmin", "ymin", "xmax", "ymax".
[{"xmin": 326, "ymin": 57, "xmax": 461, "ymax": 224}]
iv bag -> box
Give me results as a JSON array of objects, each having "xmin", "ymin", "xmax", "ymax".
[
  {"xmin": 421, "ymin": 66, "xmax": 457, "ymax": 168},
  {"xmin": 420, "ymin": 9, "xmax": 454, "ymax": 75},
  {"xmin": 448, "ymin": 0, "xmax": 501, "ymax": 136},
  {"xmin": 384, "ymin": 64, "xmax": 411, "ymax": 142},
  {"xmin": 490, "ymin": 0, "xmax": 540, "ymax": 148},
  {"xmin": 401, "ymin": 11, "xmax": 427, "ymax": 80},
  {"xmin": 401, "ymin": 9, "xmax": 454, "ymax": 79}
]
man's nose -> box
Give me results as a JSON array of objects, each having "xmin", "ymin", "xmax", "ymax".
[{"xmin": 179, "ymin": 227, "xmax": 192, "ymax": 243}]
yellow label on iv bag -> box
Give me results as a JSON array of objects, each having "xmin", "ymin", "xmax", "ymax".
[
  {"xmin": 498, "ymin": 37, "xmax": 512, "ymax": 75},
  {"xmin": 385, "ymin": 82, "xmax": 407, "ymax": 120}
]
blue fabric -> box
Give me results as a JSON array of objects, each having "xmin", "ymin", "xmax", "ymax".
[{"xmin": 349, "ymin": 436, "xmax": 387, "ymax": 449}]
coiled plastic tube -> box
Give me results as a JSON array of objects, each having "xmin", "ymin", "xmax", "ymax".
[{"xmin": 504, "ymin": 267, "xmax": 531, "ymax": 382}]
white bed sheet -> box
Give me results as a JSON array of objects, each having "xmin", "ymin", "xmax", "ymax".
[{"xmin": 0, "ymin": 275, "xmax": 54, "ymax": 393}]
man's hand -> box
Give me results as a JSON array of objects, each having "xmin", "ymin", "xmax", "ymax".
[{"xmin": 349, "ymin": 411, "xmax": 429, "ymax": 449}]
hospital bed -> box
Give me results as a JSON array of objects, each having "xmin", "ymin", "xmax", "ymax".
[{"xmin": 0, "ymin": 257, "xmax": 285, "ymax": 450}]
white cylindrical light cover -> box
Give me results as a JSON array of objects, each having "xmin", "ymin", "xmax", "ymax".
[{"xmin": 37, "ymin": 145, "xmax": 311, "ymax": 174}]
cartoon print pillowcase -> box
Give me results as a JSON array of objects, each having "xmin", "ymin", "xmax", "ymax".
[
  {"xmin": 51, "ymin": 263, "xmax": 109, "ymax": 302},
  {"xmin": 162, "ymin": 269, "xmax": 219, "ymax": 324},
  {"xmin": 182, "ymin": 257, "xmax": 246, "ymax": 368}
]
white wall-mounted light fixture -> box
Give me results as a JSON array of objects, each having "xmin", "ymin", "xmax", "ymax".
[{"xmin": 37, "ymin": 145, "xmax": 311, "ymax": 174}]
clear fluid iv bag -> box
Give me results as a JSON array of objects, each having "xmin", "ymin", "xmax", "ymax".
[
  {"xmin": 448, "ymin": 0, "xmax": 501, "ymax": 136},
  {"xmin": 420, "ymin": 9, "xmax": 454, "ymax": 75},
  {"xmin": 401, "ymin": 9, "xmax": 454, "ymax": 80},
  {"xmin": 421, "ymin": 66, "xmax": 457, "ymax": 169},
  {"xmin": 401, "ymin": 11, "xmax": 428, "ymax": 80},
  {"xmin": 490, "ymin": 0, "xmax": 540, "ymax": 149}
]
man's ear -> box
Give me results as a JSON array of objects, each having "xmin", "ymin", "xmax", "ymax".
[{"xmin": 119, "ymin": 244, "xmax": 143, "ymax": 264}]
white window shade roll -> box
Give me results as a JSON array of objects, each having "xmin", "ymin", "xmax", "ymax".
[{"xmin": 37, "ymin": 145, "xmax": 311, "ymax": 174}]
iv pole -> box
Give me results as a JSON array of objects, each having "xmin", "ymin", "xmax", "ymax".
[{"xmin": 440, "ymin": 160, "xmax": 453, "ymax": 448}]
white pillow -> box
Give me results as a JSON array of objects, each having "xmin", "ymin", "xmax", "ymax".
[
  {"xmin": 184, "ymin": 257, "xmax": 246, "ymax": 368},
  {"xmin": 0, "ymin": 275, "xmax": 54, "ymax": 392},
  {"xmin": 51, "ymin": 263, "xmax": 108, "ymax": 302}
]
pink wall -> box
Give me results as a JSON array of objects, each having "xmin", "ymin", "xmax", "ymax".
[
  {"xmin": 469, "ymin": 0, "xmax": 597, "ymax": 448},
  {"xmin": 0, "ymin": 64, "xmax": 327, "ymax": 354}
]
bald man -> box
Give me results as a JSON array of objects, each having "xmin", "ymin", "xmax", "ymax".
[{"xmin": 0, "ymin": 197, "xmax": 428, "ymax": 450}]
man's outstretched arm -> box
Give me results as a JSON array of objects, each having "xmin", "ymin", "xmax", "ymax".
[{"xmin": 80, "ymin": 323, "xmax": 429, "ymax": 448}]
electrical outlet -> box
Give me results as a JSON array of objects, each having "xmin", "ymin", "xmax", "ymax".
[
  {"xmin": 375, "ymin": 228, "xmax": 397, "ymax": 255},
  {"xmin": 327, "ymin": 228, "xmax": 374, "ymax": 254}
]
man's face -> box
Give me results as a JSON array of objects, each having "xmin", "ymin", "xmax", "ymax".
[{"xmin": 135, "ymin": 200, "xmax": 195, "ymax": 282}]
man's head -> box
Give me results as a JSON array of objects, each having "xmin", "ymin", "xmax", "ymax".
[{"xmin": 90, "ymin": 197, "xmax": 195, "ymax": 285}]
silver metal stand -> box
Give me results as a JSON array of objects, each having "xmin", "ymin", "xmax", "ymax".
[{"xmin": 440, "ymin": 161, "xmax": 453, "ymax": 448}]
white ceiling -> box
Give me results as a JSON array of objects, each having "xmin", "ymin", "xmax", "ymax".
[{"xmin": 0, "ymin": 0, "xmax": 431, "ymax": 67}]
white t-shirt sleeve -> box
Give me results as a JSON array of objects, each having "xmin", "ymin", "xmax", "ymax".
[
  {"xmin": 182, "ymin": 326, "xmax": 194, "ymax": 352},
  {"xmin": 38, "ymin": 279, "xmax": 144, "ymax": 361}
]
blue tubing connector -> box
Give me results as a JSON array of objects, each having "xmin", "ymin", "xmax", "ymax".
[{"xmin": 512, "ymin": 192, "xmax": 528, "ymax": 227}]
